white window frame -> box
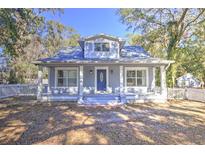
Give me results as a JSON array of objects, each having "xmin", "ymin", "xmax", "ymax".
[
  {"xmin": 125, "ymin": 67, "xmax": 148, "ymax": 88},
  {"xmin": 55, "ymin": 67, "xmax": 78, "ymax": 88},
  {"xmin": 94, "ymin": 66, "xmax": 109, "ymax": 93},
  {"xmin": 94, "ymin": 42, "xmax": 110, "ymax": 52}
]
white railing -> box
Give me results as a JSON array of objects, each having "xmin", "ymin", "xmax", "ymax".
[
  {"xmin": 48, "ymin": 87, "xmax": 78, "ymax": 95},
  {"xmin": 167, "ymin": 88, "xmax": 205, "ymax": 102},
  {"xmin": 0, "ymin": 84, "xmax": 37, "ymax": 99},
  {"xmin": 168, "ymin": 88, "xmax": 186, "ymax": 99}
]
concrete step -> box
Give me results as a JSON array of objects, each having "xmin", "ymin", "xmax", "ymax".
[{"xmin": 82, "ymin": 95, "xmax": 121, "ymax": 105}]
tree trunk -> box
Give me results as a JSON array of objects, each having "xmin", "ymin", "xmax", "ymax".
[{"xmin": 166, "ymin": 37, "xmax": 178, "ymax": 87}]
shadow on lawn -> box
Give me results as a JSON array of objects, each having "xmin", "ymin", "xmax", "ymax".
[{"xmin": 0, "ymin": 97, "xmax": 205, "ymax": 145}]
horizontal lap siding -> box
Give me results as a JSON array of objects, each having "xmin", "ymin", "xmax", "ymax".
[
  {"xmin": 109, "ymin": 65, "xmax": 120, "ymax": 92},
  {"xmin": 83, "ymin": 65, "xmax": 95, "ymax": 87},
  {"xmin": 49, "ymin": 67, "xmax": 55, "ymax": 87}
]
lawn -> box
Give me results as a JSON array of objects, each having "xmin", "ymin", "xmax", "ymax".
[{"xmin": 0, "ymin": 97, "xmax": 205, "ymax": 144}]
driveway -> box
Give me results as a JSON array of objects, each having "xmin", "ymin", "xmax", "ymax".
[{"xmin": 0, "ymin": 97, "xmax": 205, "ymax": 144}]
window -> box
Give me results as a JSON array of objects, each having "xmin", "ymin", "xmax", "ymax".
[
  {"xmin": 94, "ymin": 42, "xmax": 110, "ymax": 51},
  {"xmin": 94, "ymin": 43, "xmax": 101, "ymax": 51},
  {"xmin": 126, "ymin": 69, "xmax": 147, "ymax": 87},
  {"xmin": 102, "ymin": 43, "xmax": 110, "ymax": 51},
  {"xmin": 56, "ymin": 69, "xmax": 77, "ymax": 87}
]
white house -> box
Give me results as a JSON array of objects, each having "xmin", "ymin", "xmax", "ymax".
[
  {"xmin": 33, "ymin": 34, "xmax": 174, "ymax": 104},
  {"xmin": 176, "ymin": 73, "xmax": 201, "ymax": 88}
]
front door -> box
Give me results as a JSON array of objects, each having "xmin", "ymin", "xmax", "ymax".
[{"xmin": 97, "ymin": 69, "xmax": 107, "ymax": 91}]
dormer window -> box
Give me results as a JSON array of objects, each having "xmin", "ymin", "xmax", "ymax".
[{"xmin": 94, "ymin": 42, "xmax": 110, "ymax": 52}]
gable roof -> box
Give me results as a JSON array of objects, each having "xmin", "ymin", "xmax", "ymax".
[
  {"xmin": 177, "ymin": 73, "xmax": 200, "ymax": 82},
  {"xmin": 78, "ymin": 34, "xmax": 126, "ymax": 50},
  {"xmin": 80, "ymin": 33, "xmax": 125, "ymax": 42}
]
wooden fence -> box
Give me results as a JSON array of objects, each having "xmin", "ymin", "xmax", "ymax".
[
  {"xmin": 168, "ymin": 88, "xmax": 186, "ymax": 99},
  {"xmin": 0, "ymin": 84, "xmax": 37, "ymax": 99},
  {"xmin": 185, "ymin": 88, "xmax": 205, "ymax": 102},
  {"xmin": 168, "ymin": 88, "xmax": 205, "ymax": 102}
]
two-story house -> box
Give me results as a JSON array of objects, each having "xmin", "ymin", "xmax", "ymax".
[{"xmin": 34, "ymin": 34, "xmax": 174, "ymax": 104}]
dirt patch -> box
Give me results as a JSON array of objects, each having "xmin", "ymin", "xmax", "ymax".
[{"xmin": 0, "ymin": 98, "xmax": 205, "ymax": 144}]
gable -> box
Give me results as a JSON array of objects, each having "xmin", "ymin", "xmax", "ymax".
[
  {"xmin": 84, "ymin": 36, "xmax": 120, "ymax": 59},
  {"xmin": 84, "ymin": 34, "xmax": 121, "ymax": 42}
]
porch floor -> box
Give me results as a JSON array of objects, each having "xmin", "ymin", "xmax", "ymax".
[{"xmin": 41, "ymin": 93, "xmax": 166, "ymax": 104}]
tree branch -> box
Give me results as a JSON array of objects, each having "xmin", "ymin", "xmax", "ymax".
[
  {"xmin": 178, "ymin": 8, "xmax": 189, "ymax": 25},
  {"xmin": 184, "ymin": 9, "xmax": 205, "ymax": 29}
]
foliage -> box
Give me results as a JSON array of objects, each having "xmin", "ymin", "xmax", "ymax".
[
  {"xmin": 118, "ymin": 9, "xmax": 205, "ymax": 87},
  {"xmin": 0, "ymin": 9, "xmax": 80, "ymax": 83},
  {"xmin": 42, "ymin": 20, "xmax": 80, "ymax": 57}
]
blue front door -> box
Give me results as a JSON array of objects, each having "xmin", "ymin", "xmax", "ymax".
[{"xmin": 97, "ymin": 69, "xmax": 107, "ymax": 91}]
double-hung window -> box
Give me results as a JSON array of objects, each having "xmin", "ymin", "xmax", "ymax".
[
  {"xmin": 94, "ymin": 42, "xmax": 110, "ymax": 52},
  {"xmin": 126, "ymin": 68, "xmax": 147, "ymax": 87},
  {"xmin": 56, "ymin": 68, "xmax": 78, "ymax": 87}
]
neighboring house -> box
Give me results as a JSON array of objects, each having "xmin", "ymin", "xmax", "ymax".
[
  {"xmin": 0, "ymin": 55, "xmax": 9, "ymax": 84},
  {"xmin": 34, "ymin": 34, "xmax": 174, "ymax": 104},
  {"xmin": 176, "ymin": 73, "xmax": 201, "ymax": 88}
]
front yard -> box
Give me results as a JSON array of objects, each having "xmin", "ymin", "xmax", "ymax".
[{"xmin": 0, "ymin": 97, "xmax": 205, "ymax": 144}]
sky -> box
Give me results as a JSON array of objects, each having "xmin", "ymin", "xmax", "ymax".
[
  {"xmin": 43, "ymin": 8, "xmax": 134, "ymax": 39},
  {"xmin": 1, "ymin": 9, "xmax": 134, "ymax": 55}
]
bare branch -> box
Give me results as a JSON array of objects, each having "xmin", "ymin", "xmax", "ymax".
[
  {"xmin": 178, "ymin": 8, "xmax": 189, "ymax": 25},
  {"xmin": 184, "ymin": 9, "xmax": 205, "ymax": 29}
]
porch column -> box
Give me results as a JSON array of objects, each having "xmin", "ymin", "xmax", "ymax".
[
  {"xmin": 37, "ymin": 66, "xmax": 43, "ymax": 101},
  {"xmin": 78, "ymin": 65, "xmax": 84, "ymax": 103},
  {"xmin": 47, "ymin": 67, "xmax": 51, "ymax": 94},
  {"xmin": 151, "ymin": 67, "xmax": 156, "ymax": 92},
  {"xmin": 160, "ymin": 65, "xmax": 167, "ymax": 98},
  {"xmin": 120, "ymin": 65, "xmax": 124, "ymax": 94},
  {"xmin": 120, "ymin": 65, "xmax": 126, "ymax": 103}
]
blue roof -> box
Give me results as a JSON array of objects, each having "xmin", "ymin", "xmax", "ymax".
[{"xmin": 39, "ymin": 45, "xmax": 151, "ymax": 63}]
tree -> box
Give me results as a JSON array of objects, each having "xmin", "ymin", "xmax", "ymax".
[
  {"xmin": 0, "ymin": 9, "xmax": 80, "ymax": 83},
  {"xmin": 42, "ymin": 20, "xmax": 80, "ymax": 57},
  {"xmin": 0, "ymin": 9, "xmax": 53, "ymax": 57},
  {"xmin": 118, "ymin": 9, "xmax": 205, "ymax": 86}
]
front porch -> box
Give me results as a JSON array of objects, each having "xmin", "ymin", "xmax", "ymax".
[
  {"xmin": 40, "ymin": 86, "xmax": 163, "ymax": 104},
  {"xmin": 37, "ymin": 64, "xmax": 168, "ymax": 104}
]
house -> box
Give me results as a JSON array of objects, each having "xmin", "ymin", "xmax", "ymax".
[
  {"xmin": 0, "ymin": 55, "xmax": 10, "ymax": 84},
  {"xmin": 176, "ymin": 73, "xmax": 201, "ymax": 88},
  {"xmin": 34, "ymin": 34, "xmax": 174, "ymax": 104}
]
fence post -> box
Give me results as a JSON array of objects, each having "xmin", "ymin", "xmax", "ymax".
[{"xmin": 184, "ymin": 87, "xmax": 188, "ymax": 100}]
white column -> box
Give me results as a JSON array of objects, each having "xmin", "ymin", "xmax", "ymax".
[
  {"xmin": 37, "ymin": 66, "xmax": 43, "ymax": 101},
  {"xmin": 119, "ymin": 65, "xmax": 126, "ymax": 103},
  {"xmin": 160, "ymin": 65, "xmax": 167, "ymax": 98},
  {"xmin": 151, "ymin": 67, "xmax": 156, "ymax": 92},
  {"xmin": 47, "ymin": 67, "xmax": 51, "ymax": 94},
  {"xmin": 120, "ymin": 65, "xmax": 124, "ymax": 95},
  {"xmin": 78, "ymin": 65, "xmax": 84, "ymax": 103}
]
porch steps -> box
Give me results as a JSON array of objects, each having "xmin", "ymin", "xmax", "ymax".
[{"xmin": 82, "ymin": 95, "xmax": 121, "ymax": 105}]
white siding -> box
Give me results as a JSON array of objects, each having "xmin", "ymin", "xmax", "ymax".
[{"xmin": 84, "ymin": 38, "xmax": 119, "ymax": 59}]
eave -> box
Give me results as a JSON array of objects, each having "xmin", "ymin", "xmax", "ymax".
[{"xmin": 33, "ymin": 59, "xmax": 175, "ymax": 66}]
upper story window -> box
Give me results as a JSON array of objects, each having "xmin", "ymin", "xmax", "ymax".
[{"xmin": 94, "ymin": 42, "xmax": 110, "ymax": 52}]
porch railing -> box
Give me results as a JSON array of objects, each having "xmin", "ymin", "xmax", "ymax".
[
  {"xmin": 43, "ymin": 86, "xmax": 78, "ymax": 95},
  {"xmin": 42, "ymin": 86, "xmax": 162, "ymax": 96}
]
